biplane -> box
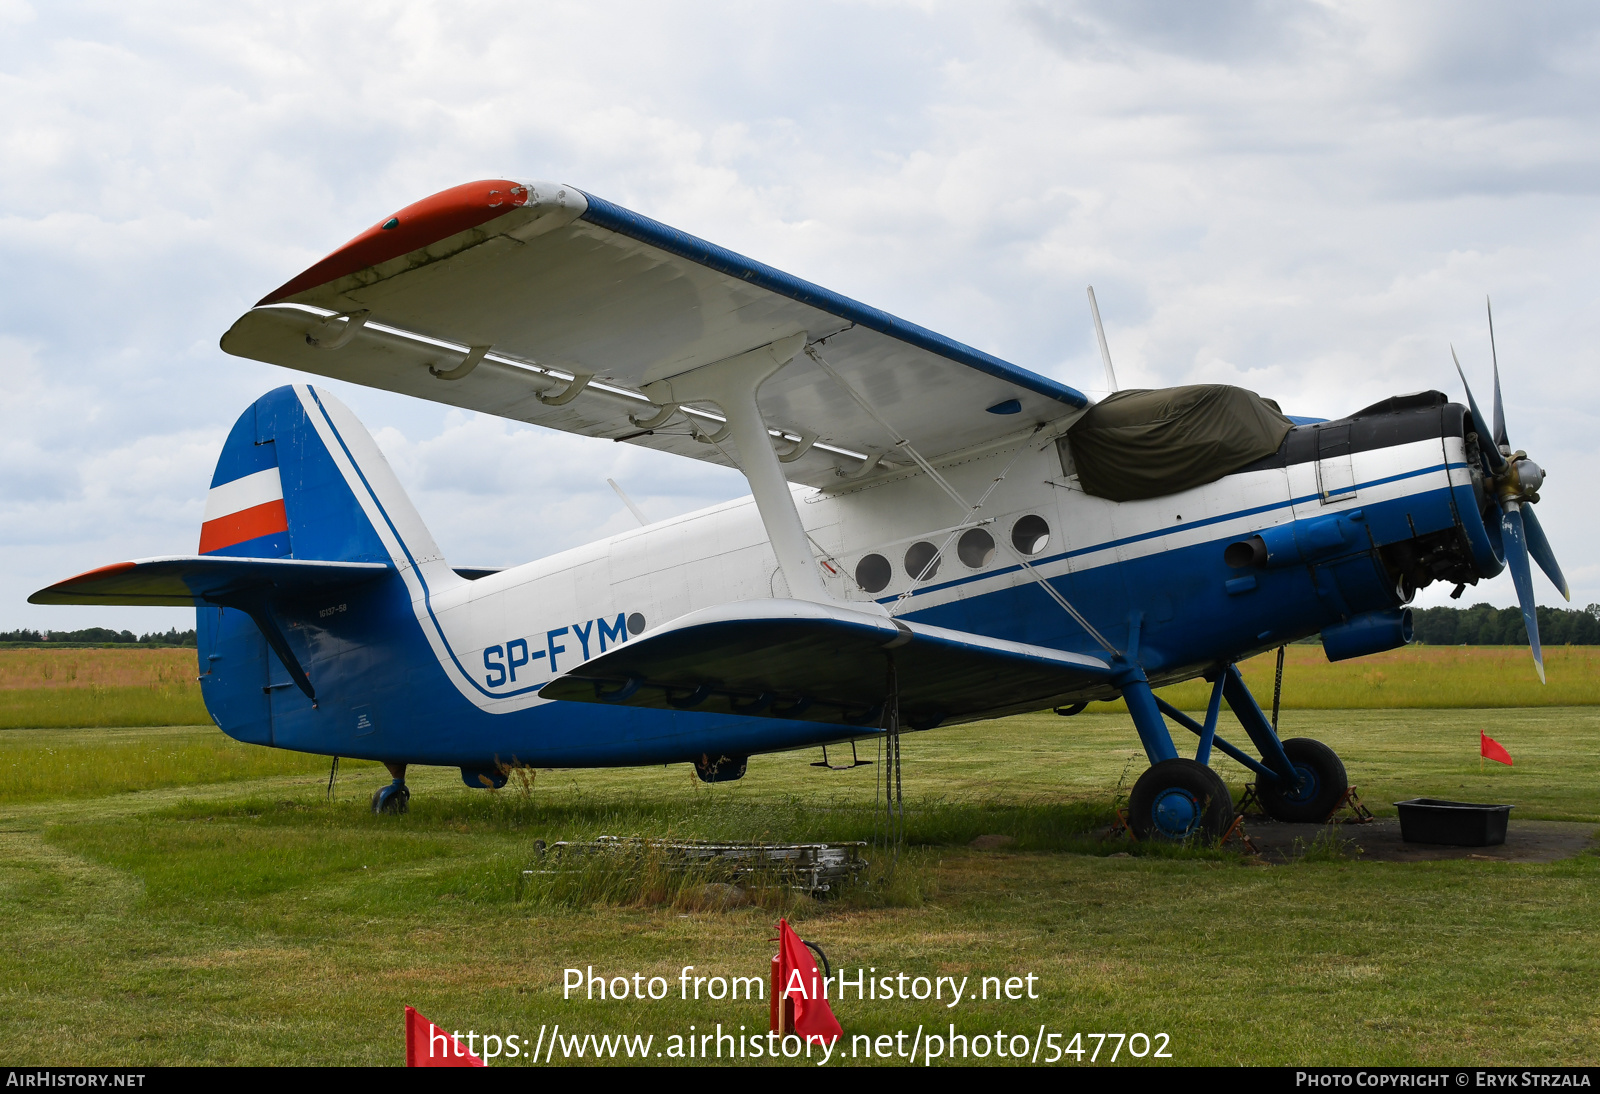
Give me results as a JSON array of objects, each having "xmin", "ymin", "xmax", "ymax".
[{"xmin": 32, "ymin": 179, "xmax": 1565, "ymax": 838}]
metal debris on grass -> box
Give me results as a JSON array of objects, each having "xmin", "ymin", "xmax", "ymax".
[{"xmin": 529, "ymin": 837, "xmax": 867, "ymax": 896}]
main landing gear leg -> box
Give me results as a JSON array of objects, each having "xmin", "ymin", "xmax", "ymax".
[
  {"xmin": 1117, "ymin": 668, "xmax": 1234, "ymax": 842},
  {"xmin": 372, "ymin": 761, "xmax": 410, "ymax": 815},
  {"xmin": 1221, "ymin": 665, "xmax": 1348, "ymax": 823}
]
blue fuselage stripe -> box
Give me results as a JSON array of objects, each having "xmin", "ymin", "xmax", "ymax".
[{"xmin": 879, "ymin": 460, "xmax": 1461, "ymax": 604}]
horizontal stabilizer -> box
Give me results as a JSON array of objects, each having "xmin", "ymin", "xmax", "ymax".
[
  {"xmin": 537, "ymin": 599, "xmax": 1113, "ymax": 729},
  {"xmin": 32, "ymin": 556, "xmax": 393, "ymax": 702},
  {"xmin": 29, "ymin": 556, "xmax": 390, "ymax": 607}
]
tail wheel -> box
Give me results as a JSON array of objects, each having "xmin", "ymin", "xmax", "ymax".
[
  {"xmin": 1256, "ymin": 738, "xmax": 1347, "ymax": 823},
  {"xmin": 1128, "ymin": 759, "xmax": 1234, "ymax": 841},
  {"xmin": 371, "ymin": 782, "xmax": 410, "ymax": 815}
]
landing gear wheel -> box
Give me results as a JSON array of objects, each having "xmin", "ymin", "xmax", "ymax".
[
  {"xmin": 371, "ymin": 781, "xmax": 410, "ymax": 815},
  {"xmin": 1128, "ymin": 759, "xmax": 1234, "ymax": 842},
  {"xmin": 1256, "ymin": 738, "xmax": 1347, "ymax": 823}
]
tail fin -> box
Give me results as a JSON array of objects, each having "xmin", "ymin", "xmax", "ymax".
[
  {"xmin": 202, "ymin": 385, "xmax": 451, "ymax": 576},
  {"xmin": 34, "ymin": 385, "xmax": 454, "ymax": 716}
]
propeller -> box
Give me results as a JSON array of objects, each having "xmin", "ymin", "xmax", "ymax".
[{"xmin": 1451, "ymin": 298, "xmax": 1568, "ymax": 683}]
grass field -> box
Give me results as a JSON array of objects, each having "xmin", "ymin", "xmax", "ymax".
[
  {"xmin": 0, "ymin": 646, "xmax": 1589, "ymax": 736},
  {"xmin": 1151, "ymin": 644, "xmax": 1600, "ymax": 710},
  {"xmin": 0, "ymin": 647, "xmax": 199, "ymax": 689},
  {"xmin": 0, "ymin": 725, "xmax": 368, "ymax": 803},
  {"xmin": 1, "ymin": 692, "xmax": 1598, "ymax": 1066},
  {"xmin": 0, "ymin": 648, "xmax": 207, "ymax": 728}
]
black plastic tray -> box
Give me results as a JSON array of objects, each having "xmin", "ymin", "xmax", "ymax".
[{"xmin": 1393, "ymin": 798, "xmax": 1512, "ymax": 847}]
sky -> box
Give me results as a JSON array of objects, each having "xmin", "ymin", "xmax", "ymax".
[{"xmin": 2, "ymin": 0, "xmax": 1596, "ymax": 634}]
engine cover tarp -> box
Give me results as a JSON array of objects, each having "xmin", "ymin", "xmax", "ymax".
[{"xmin": 1067, "ymin": 384, "xmax": 1293, "ymax": 502}]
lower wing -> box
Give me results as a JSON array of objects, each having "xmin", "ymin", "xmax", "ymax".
[{"xmin": 538, "ymin": 598, "xmax": 1114, "ymax": 729}]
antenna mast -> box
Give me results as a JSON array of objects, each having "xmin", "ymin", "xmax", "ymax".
[{"xmin": 1087, "ymin": 285, "xmax": 1119, "ymax": 394}]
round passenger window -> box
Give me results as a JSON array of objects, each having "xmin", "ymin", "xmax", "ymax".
[
  {"xmin": 904, "ymin": 541, "xmax": 941, "ymax": 582},
  {"xmin": 855, "ymin": 553, "xmax": 892, "ymax": 594},
  {"xmin": 957, "ymin": 528, "xmax": 996, "ymax": 569},
  {"xmin": 1012, "ymin": 514, "xmax": 1050, "ymax": 555}
]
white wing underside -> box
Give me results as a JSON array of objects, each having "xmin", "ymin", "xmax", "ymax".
[{"xmin": 220, "ymin": 181, "xmax": 1087, "ymax": 489}]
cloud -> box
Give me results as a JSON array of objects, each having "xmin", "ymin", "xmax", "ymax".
[
  {"xmin": 2, "ymin": 0, "xmax": 1595, "ymax": 633},
  {"xmin": 1020, "ymin": 0, "xmax": 1334, "ymax": 65}
]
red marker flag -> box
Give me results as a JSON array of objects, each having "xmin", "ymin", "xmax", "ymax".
[
  {"xmin": 405, "ymin": 1006, "xmax": 485, "ymax": 1067},
  {"xmin": 775, "ymin": 918, "xmax": 842, "ymax": 1045},
  {"xmin": 1480, "ymin": 731, "xmax": 1514, "ymax": 767}
]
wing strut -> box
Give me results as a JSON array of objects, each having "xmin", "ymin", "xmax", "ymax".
[{"xmin": 640, "ymin": 333, "xmax": 832, "ymax": 605}]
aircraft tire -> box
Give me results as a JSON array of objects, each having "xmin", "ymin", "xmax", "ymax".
[
  {"xmin": 371, "ymin": 782, "xmax": 410, "ymax": 815},
  {"xmin": 1127, "ymin": 759, "xmax": 1234, "ymax": 842},
  {"xmin": 1256, "ymin": 738, "xmax": 1348, "ymax": 823}
]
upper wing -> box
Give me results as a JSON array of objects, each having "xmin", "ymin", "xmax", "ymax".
[
  {"xmin": 220, "ymin": 180, "xmax": 1087, "ymax": 489},
  {"xmin": 536, "ymin": 598, "xmax": 1114, "ymax": 728}
]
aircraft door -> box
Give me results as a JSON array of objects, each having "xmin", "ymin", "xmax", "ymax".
[{"xmin": 1315, "ymin": 423, "xmax": 1357, "ymax": 504}]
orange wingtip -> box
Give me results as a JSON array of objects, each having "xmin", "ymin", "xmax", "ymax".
[
  {"xmin": 259, "ymin": 179, "xmax": 531, "ymax": 305},
  {"xmin": 55, "ymin": 561, "xmax": 137, "ymax": 586}
]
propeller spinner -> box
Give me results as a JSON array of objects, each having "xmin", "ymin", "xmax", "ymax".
[{"xmin": 1451, "ymin": 298, "xmax": 1569, "ymax": 683}]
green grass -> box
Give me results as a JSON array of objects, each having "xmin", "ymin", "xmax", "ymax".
[
  {"xmin": 1147, "ymin": 644, "xmax": 1600, "ymax": 711},
  {"xmin": 0, "ymin": 686, "xmax": 212, "ymax": 729},
  {"xmin": 0, "ymin": 646, "xmax": 1593, "ymax": 739},
  {"xmin": 0, "ymin": 725, "xmax": 375, "ymax": 802},
  {"xmin": 1, "ymin": 707, "xmax": 1598, "ymax": 1065}
]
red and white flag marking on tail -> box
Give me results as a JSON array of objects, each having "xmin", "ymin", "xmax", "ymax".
[{"xmin": 198, "ymin": 466, "xmax": 287, "ymax": 554}]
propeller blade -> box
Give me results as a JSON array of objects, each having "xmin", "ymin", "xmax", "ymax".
[
  {"xmin": 1520, "ymin": 505, "xmax": 1570, "ymax": 602},
  {"xmin": 1452, "ymin": 345, "xmax": 1506, "ymax": 473},
  {"xmin": 1501, "ymin": 506, "xmax": 1545, "ymax": 684},
  {"xmin": 1487, "ymin": 297, "xmax": 1509, "ymax": 451}
]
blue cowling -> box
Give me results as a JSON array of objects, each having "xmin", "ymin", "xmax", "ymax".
[
  {"xmin": 1320, "ymin": 608, "xmax": 1413, "ymax": 662},
  {"xmin": 1257, "ymin": 511, "xmax": 1363, "ymax": 567}
]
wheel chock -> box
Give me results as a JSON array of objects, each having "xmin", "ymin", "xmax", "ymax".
[
  {"xmin": 1323, "ymin": 785, "xmax": 1375, "ymax": 825},
  {"xmin": 1109, "ymin": 806, "xmax": 1138, "ymax": 842},
  {"xmin": 1220, "ymin": 814, "xmax": 1260, "ymax": 854}
]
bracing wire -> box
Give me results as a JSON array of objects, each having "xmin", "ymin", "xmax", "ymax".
[
  {"xmin": 888, "ymin": 423, "xmax": 1043, "ymax": 615},
  {"xmin": 808, "ymin": 342, "xmax": 1117, "ymax": 654}
]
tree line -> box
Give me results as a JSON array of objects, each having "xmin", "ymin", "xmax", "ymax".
[
  {"xmin": 1412, "ymin": 603, "xmax": 1600, "ymax": 646},
  {"xmin": 0, "ymin": 627, "xmax": 198, "ymax": 646}
]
